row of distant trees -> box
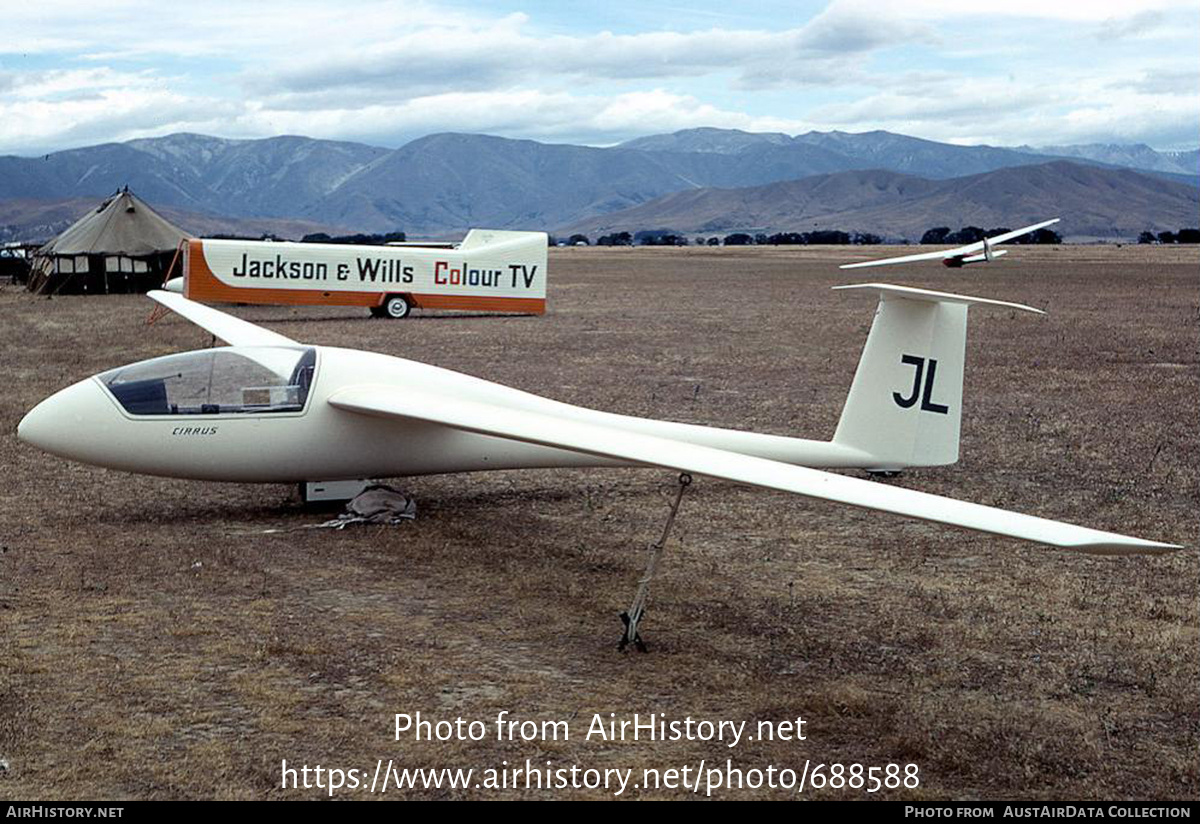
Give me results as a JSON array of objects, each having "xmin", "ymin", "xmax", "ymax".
[
  {"xmin": 920, "ymin": 226, "xmax": 1062, "ymax": 244},
  {"xmin": 300, "ymin": 231, "xmax": 408, "ymax": 244},
  {"xmin": 554, "ymin": 230, "xmax": 888, "ymax": 247},
  {"xmin": 1137, "ymin": 229, "xmax": 1200, "ymax": 244},
  {"xmin": 553, "ymin": 225, "xmax": 1072, "ymax": 247},
  {"xmin": 210, "ymin": 230, "xmax": 411, "ymax": 243}
]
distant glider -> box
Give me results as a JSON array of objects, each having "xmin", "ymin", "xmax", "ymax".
[{"xmin": 840, "ymin": 218, "xmax": 1061, "ymax": 270}]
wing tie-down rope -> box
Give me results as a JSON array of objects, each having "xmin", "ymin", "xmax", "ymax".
[{"xmin": 619, "ymin": 472, "xmax": 692, "ymax": 653}]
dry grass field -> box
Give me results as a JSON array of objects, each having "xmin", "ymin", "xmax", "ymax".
[{"xmin": 0, "ymin": 244, "xmax": 1196, "ymax": 800}]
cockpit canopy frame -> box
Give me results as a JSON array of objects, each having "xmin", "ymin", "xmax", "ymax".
[{"xmin": 99, "ymin": 346, "xmax": 317, "ymax": 416}]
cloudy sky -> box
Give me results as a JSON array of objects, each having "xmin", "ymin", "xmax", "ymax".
[{"xmin": 1, "ymin": 0, "xmax": 1196, "ymax": 155}]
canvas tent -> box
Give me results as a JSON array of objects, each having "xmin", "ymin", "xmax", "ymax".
[{"xmin": 28, "ymin": 188, "xmax": 191, "ymax": 295}]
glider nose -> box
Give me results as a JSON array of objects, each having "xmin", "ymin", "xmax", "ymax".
[{"xmin": 18, "ymin": 378, "xmax": 113, "ymax": 459}]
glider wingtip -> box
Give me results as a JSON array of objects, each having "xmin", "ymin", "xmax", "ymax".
[{"xmin": 1071, "ymin": 538, "xmax": 1184, "ymax": 556}]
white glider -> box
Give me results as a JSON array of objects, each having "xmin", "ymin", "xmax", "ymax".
[
  {"xmin": 840, "ymin": 218, "xmax": 1061, "ymax": 270},
  {"xmin": 17, "ymin": 285, "xmax": 1177, "ymax": 558}
]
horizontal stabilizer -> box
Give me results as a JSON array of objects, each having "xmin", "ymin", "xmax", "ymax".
[
  {"xmin": 961, "ymin": 249, "xmax": 1008, "ymax": 264},
  {"xmin": 832, "ymin": 283, "xmax": 1043, "ymax": 314}
]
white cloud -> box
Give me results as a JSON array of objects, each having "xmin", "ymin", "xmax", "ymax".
[
  {"xmin": 259, "ymin": 12, "xmax": 917, "ymax": 102},
  {"xmin": 1, "ymin": 89, "xmax": 240, "ymax": 154},
  {"xmin": 809, "ymin": 72, "xmax": 1200, "ymax": 149},
  {"xmin": 226, "ymin": 89, "xmax": 815, "ymax": 148},
  {"xmin": 0, "ymin": 0, "xmax": 1194, "ymax": 153},
  {"xmin": 872, "ymin": 0, "xmax": 1192, "ymax": 22},
  {"xmin": 6, "ymin": 67, "xmax": 159, "ymax": 100},
  {"xmin": 1111, "ymin": 68, "xmax": 1200, "ymax": 95},
  {"xmin": 0, "ymin": 1, "xmax": 480, "ymax": 60},
  {"xmin": 1094, "ymin": 9, "xmax": 1171, "ymax": 40}
]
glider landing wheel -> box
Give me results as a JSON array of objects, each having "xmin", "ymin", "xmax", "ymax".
[
  {"xmin": 618, "ymin": 472, "xmax": 692, "ymax": 653},
  {"xmin": 381, "ymin": 294, "xmax": 411, "ymax": 319}
]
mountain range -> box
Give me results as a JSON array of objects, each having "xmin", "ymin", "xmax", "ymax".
[
  {"xmin": 620, "ymin": 127, "xmax": 1199, "ymax": 178},
  {"xmin": 0, "ymin": 128, "xmax": 1195, "ymax": 242},
  {"xmin": 562, "ymin": 162, "xmax": 1200, "ymax": 240}
]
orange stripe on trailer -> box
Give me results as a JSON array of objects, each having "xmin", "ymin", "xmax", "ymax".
[{"xmin": 409, "ymin": 294, "xmax": 545, "ymax": 313}]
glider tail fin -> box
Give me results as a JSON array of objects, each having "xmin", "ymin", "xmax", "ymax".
[{"xmin": 831, "ymin": 284, "xmax": 1043, "ymax": 471}]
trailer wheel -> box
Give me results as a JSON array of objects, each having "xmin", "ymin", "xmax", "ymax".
[{"xmin": 381, "ymin": 295, "xmax": 411, "ymax": 319}]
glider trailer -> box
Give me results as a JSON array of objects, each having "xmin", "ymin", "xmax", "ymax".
[
  {"xmin": 166, "ymin": 229, "xmax": 548, "ymax": 319},
  {"xmin": 17, "ymin": 282, "xmax": 1181, "ymax": 649}
]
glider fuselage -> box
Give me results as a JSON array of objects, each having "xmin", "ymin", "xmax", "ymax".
[{"xmin": 17, "ymin": 346, "xmax": 871, "ymax": 483}]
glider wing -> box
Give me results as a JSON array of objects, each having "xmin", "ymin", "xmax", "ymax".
[
  {"xmin": 840, "ymin": 248, "xmax": 958, "ymax": 269},
  {"xmin": 328, "ymin": 385, "xmax": 1179, "ymax": 555},
  {"xmin": 983, "ymin": 218, "xmax": 1062, "ymax": 246},
  {"xmin": 147, "ymin": 290, "xmax": 300, "ymax": 347}
]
